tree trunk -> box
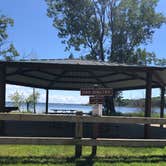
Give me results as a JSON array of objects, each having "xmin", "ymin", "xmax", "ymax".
[
  {"xmin": 33, "ymin": 88, "xmax": 36, "ymax": 114},
  {"xmin": 104, "ymin": 96, "xmax": 116, "ymax": 115},
  {"xmin": 100, "ymin": 47, "xmax": 104, "ymax": 61},
  {"xmin": 26, "ymin": 102, "xmax": 30, "ymax": 112},
  {"xmin": 99, "ymin": 38, "xmax": 104, "ymax": 61}
]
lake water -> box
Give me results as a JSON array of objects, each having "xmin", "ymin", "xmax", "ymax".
[{"xmin": 6, "ymin": 102, "xmax": 166, "ymax": 114}]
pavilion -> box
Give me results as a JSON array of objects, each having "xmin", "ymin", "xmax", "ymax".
[{"xmin": 0, "ymin": 59, "xmax": 165, "ymax": 118}]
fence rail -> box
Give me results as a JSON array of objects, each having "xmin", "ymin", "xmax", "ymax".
[
  {"xmin": 0, "ymin": 137, "xmax": 165, "ymax": 147},
  {"xmin": 0, "ymin": 113, "xmax": 166, "ymax": 124},
  {"xmin": 0, "ymin": 113, "xmax": 166, "ymax": 157}
]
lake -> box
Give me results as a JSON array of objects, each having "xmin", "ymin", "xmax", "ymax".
[{"xmin": 6, "ymin": 102, "xmax": 166, "ymax": 114}]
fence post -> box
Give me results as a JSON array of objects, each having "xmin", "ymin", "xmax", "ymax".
[
  {"xmin": 160, "ymin": 87, "xmax": 165, "ymax": 128},
  {"xmin": 91, "ymin": 123, "xmax": 98, "ymax": 157},
  {"xmin": 75, "ymin": 111, "xmax": 83, "ymax": 158},
  {"xmin": 0, "ymin": 64, "xmax": 6, "ymax": 136},
  {"xmin": 91, "ymin": 104, "xmax": 101, "ymax": 157}
]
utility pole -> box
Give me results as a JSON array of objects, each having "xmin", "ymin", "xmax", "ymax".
[{"xmin": 33, "ymin": 88, "xmax": 36, "ymax": 114}]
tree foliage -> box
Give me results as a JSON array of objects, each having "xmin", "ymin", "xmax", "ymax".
[
  {"xmin": 46, "ymin": 0, "xmax": 166, "ymax": 64},
  {"xmin": 129, "ymin": 48, "xmax": 156, "ymax": 66},
  {"xmin": 109, "ymin": 0, "xmax": 165, "ymax": 63},
  {"xmin": 0, "ymin": 15, "xmax": 13, "ymax": 42},
  {"xmin": 68, "ymin": 53, "xmax": 75, "ymax": 60},
  {"xmin": 9, "ymin": 91, "xmax": 24, "ymax": 112},
  {"xmin": 154, "ymin": 58, "xmax": 166, "ymax": 66},
  {"xmin": 0, "ymin": 14, "xmax": 19, "ymax": 60},
  {"xmin": 46, "ymin": 0, "xmax": 166, "ymax": 115},
  {"xmin": 9, "ymin": 90, "xmax": 40, "ymax": 113},
  {"xmin": 25, "ymin": 90, "xmax": 40, "ymax": 113}
]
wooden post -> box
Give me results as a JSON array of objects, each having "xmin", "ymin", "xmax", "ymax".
[
  {"xmin": 0, "ymin": 64, "xmax": 6, "ymax": 112},
  {"xmin": 144, "ymin": 71, "xmax": 152, "ymax": 139},
  {"xmin": 33, "ymin": 88, "xmax": 36, "ymax": 114},
  {"xmin": 75, "ymin": 111, "xmax": 83, "ymax": 158},
  {"xmin": 46, "ymin": 89, "xmax": 49, "ymax": 114},
  {"xmin": 0, "ymin": 64, "xmax": 6, "ymax": 136},
  {"xmin": 91, "ymin": 104, "xmax": 101, "ymax": 157},
  {"xmin": 91, "ymin": 123, "xmax": 98, "ymax": 157},
  {"xmin": 160, "ymin": 87, "xmax": 165, "ymax": 127}
]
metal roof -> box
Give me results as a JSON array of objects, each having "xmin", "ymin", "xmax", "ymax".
[{"xmin": 1, "ymin": 59, "xmax": 165, "ymax": 91}]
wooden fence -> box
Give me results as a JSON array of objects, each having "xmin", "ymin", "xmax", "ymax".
[{"xmin": 0, "ymin": 112, "xmax": 166, "ymax": 157}]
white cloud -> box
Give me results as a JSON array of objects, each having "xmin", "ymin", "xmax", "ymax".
[
  {"xmin": 7, "ymin": 85, "xmax": 160, "ymax": 103},
  {"xmin": 6, "ymin": 85, "xmax": 33, "ymax": 100},
  {"xmin": 6, "ymin": 84, "xmax": 89, "ymax": 104},
  {"xmin": 48, "ymin": 94, "xmax": 88, "ymax": 104},
  {"xmin": 123, "ymin": 89, "xmax": 160, "ymax": 99}
]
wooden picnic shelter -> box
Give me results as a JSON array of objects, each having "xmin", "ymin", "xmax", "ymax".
[
  {"xmin": 0, "ymin": 59, "xmax": 165, "ymax": 156},
  {"xmin": 0, "ymin": 59, "xmax": 165, "ymax": 137},
  {"xmin": 0, "ymin": 59, "xmax": 165, "ymax": 116}
]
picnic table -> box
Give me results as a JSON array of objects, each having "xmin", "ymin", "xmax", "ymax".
[
  {"xmin": 50, "ymin": 109, "xmax": 76, "ymax": 115},
  {"xmin": 49, "ymin": 109, "xmax": 89, "ymax": 115},
  {"xmin": 4, "ymin": 107, "xmax": 19, "ymax": 112}
]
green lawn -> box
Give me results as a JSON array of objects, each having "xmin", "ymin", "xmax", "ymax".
[{"xmin": 0, "ymin": 145, "xmax": 166, "ymax": 166}]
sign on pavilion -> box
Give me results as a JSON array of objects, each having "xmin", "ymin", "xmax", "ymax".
[
  {"xmin": 89, "ymin": 96, "xmax": 104, "ymax": 104},
  {"xmin": 81, "ymin": 88, "xmax": 113, "ymax": 96},
  {"xmin": 81, "ymin": 88, "xmax": 113, "ymax": 116}
]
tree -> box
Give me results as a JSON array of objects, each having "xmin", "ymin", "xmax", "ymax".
[
  {"xmin": 46, "ymin": 0, "xmax": 110, "ymax": 61},
  {"xmin": 129, "ymin": 48, "xmax": 156, "ymax": 66},
  {"xmin": 9, "ymin": 91, "xmax": 24, "ymax": 112},
  {"xmin": 46, "ymin": 0, "xmax": 165, "ymax": 115},
  {"xmin": 21, "ymin": 49, "xmax": 38, "ymax": 60},
  {"xmin": 0, "ymin": 14, "xmax": 19, "ymax": 60},
  {"xmin": 46, "ymin": 0, "xmax": 165, "ymax": 63},
  {"xmin": 25, "ymin": 90, "xmax": 40, "ymax": 113},
  {"xmin": 154, "ymin": 58, "xmax": 166, "ymax": 66},
  {"xmin": 109, "ymin": 0, "xmax": 165, "ymax": 63},
  {"xmin": 25, "ymin": 95, "xmax": 33, "ymax": 112},
  {"xmin": 68, "ymin": 53, "xmax": 75, "ymax": 60},
  {"xmin": 32, "ymin": 88, "xmax": 40, "ymax": 114}
]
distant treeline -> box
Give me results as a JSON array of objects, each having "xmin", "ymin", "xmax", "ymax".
[{"xmin": 116, "ymin": 97, "xmax": 166, "ymax": 108}]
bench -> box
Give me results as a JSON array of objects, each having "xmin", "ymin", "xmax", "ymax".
[{"xmin": 4, "ymin": 107, "xmax": 19, "ymax": 113}]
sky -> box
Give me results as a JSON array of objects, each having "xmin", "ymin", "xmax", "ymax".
[{"xmin": 0, "ymin": 0, "xmax": 166, "ymax": 103}]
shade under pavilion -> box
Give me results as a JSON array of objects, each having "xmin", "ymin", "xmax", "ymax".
[
  {"xmin": 1, "ymin": 59, "xmax": 165, "ymax": 90},
  {"xmin": 0, "ymin": 59, "xmax": 165, "ymax": 119},
  {"xmin": 0, "ymin": 59, "xmax": 165, "ymax": 139}
]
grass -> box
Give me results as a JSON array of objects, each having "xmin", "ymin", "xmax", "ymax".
[
  {"xmin": 123, "ymin": 112, "xmax": 159, "ymax": 117},
  {"xmin": 2, "ymin": 112, "xmax": 166, "ymax": 165},
  {"xmin": 1, "ymin": 145, "xmax": 166, "ymax": 165}
]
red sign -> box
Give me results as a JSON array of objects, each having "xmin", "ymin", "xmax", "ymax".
[
  {"xmin": 81, "ymin": 88, "xmax": 113, "ymax": 96},
  {"xmin": 89, "ymin": 96, "xmax": 104, "ymax": 104}
]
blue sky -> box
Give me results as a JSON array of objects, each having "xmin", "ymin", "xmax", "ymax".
[
  {"xmin": 1, "ymin": 0, "xmax": 166, "ymax": 103},
  {"xmin": 0, "ymin": 0, "xmax": 68, "ymax": 59}
]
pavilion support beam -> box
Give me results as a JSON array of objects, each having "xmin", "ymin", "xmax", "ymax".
[
  {"xmin": 46, "ymin": 89, "xmax": 49, "ymax": 114},
  {"xmin": 0, "ymin": 65, "xmax": 6, "ymax": 112},
  {"xmin": 45, "ymin": 89, "xmax": 49, "ymax": 114},
  {"xmin": 0, "ymin": 65, "xmax": 6, "ymax": 136},
  {"xmin": 33, "ymin": 88, "xmax": 36, "ymax": 114},
  {"xmin": 160, "ymin": 87, "xmax": 165, "ymax": 127},
  {"xmin": 144, "ymin": 71, "xmax": 152, "ymax": 139}
]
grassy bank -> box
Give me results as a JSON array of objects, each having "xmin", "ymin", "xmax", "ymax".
[
  {"xmin": 1, "ymin": 145, "xmax": 166, "ymax": 165},
  {"xmin": 123, "ymin": 112, "xmax": 163, "ymax": 117},
  {"xmin": 111, "ymin": 111, "xmax": 165, "ymax": 118}
]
